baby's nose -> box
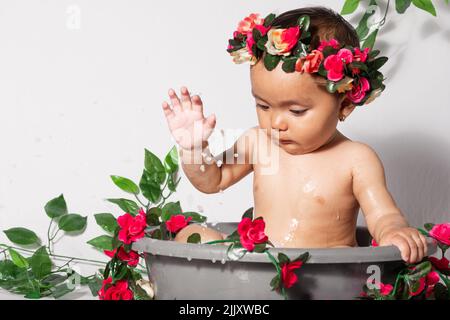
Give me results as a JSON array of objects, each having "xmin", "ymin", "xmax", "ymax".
[{"xmin": 271, "ymin": 114, "xmax": 288, "ymax": 131}]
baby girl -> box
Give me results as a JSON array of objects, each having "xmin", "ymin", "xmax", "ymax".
[{"xmin": 161, "ymin": 7, "xmax": 427, "ymax": 263}]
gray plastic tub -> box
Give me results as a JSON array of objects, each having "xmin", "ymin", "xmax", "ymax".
[{"xmin": 132, "ymin": 223, "xmax": 437, "ymax": 300}]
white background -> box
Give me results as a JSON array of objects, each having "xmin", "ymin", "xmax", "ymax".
[{"xmin": 0, "ymin": 0, "xmax": 449, "ymax": 297}]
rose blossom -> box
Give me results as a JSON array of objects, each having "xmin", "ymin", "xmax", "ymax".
[
  {"xmin": 346, "ymin": 77, "xmax": 370, "ymax": 104},
  {"xmin": 246, "ymin": 24, "xmax": 270, "ymax": 55},
  {"xmin": 166, "ymin": 214, "xmax": 192, "ymax": 233},
  {"xmin": 323, "ymin": 48, "xmax": 353, "ymax": 81},
  {"xmin": 354, "ymin": 47, "xmax": 370, "ymax": 63},
  {"xmin": 98, "ymin": 277, "xmax": 133, "ymax": 300},
  {"xmin": 295, "ymin": 50, "xmax": 324, "ymax": 73},
  {"xmin": 237, "ymin": 13, "xmax": 264, "ymax": 34},
  {"xmin": 281, "ymin": 261, "xmax": 303, "ymax": 289},
  {"xmin": 317, "ymin": 39, "xmax": 340, "ymax": 51},
  {"xmin": 237, "ymin": 217, "xmax": 268, "ymax": 251},
  {"xmin": 117, "ymin": 208, "xmax": 147, "ymax": 245},
  {"xmin": 104, "ymin": 246, "xmax": 140, "ymax": 267},
  {"xmin": 428, "ymin": 256, "xmax": 450, "ymax": 272},
  {"xmin": 230, "ymin": 47, "xmax": 257, "ymax": 65},
  {"xmin": 429, "ymin": 223, "xmax": 450, "ymax": 245},
  {"xmin": 265, "ymin": 27, "xmax": 300, "ymax": 56},
  {"xmin": 376, "ymin": 282, "xmax": 393, "ymax": 296}
]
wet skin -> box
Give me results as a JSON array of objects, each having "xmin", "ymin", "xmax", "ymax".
[{"xmin": 162, "ymin": 59, "xmax": 428, "ymax": 263}]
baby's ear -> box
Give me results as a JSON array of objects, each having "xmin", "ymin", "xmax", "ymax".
[{"xmin": 339, "ymin": 96, "xmax": 356, "ymax": 118}]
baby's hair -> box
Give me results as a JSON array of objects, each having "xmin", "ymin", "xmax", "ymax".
[{"xmin": 271, "ymin": 6, "xmax": 360, "ymax": 49}]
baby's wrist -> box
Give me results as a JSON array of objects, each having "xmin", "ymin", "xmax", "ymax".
[{"xmin": 179, "ymin": 142, "xmax": 215, "ymax": 165}]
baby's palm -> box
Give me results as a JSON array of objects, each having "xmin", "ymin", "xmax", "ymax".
[{"xmin": 162, "ymin": 87, "xmax": 216, "ymax": 151}]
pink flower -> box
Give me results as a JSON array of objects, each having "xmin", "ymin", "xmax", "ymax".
[
  {"xmin": 98, "ymin": 277, "xmax": 133, "ymax": 300},
  {"xmin": 429, "ymin": 256, "xmax": 450, "ymax": 272},
  {"xmin": 104, "ymin": 247, "xmax": 140, "ymax": 267},
  {"xmin": 317, "ymin": 39, "xmax": 340, "ymax": 51},
  {"xmin": 246, "ymin": 24, "xmax": 270, "ymax": 55},
  {"xmin": 295, "ymin": 50, "xmax": 324, "ymax": 73},
  {"xmin": 166, "ymin": 214, "xmax": 192, "ymax": 233},
  {"xmin": 425, "ymin": 271, "xmax": 440, "ymax": 298},
  {"xmin": 354, "ymin": 47, "xmax": 370, "ymax": 63},
  {"xmin": 323, "ymin": 49, "xmax": 353, "ymax": 81},
  {"xmin": 378, "ymin": 283, "xmax": 394, "ymax": 296},
  {"xmin": 265, "ymin": 27, "xmax": 300, "ymax": 56},
  {"xmin": 371, "ymin": 239, "xmax": 379, "ymax": 247},
  {"xmin": 429, "ymin": 223, "xmax": 450, "ymax": 245},
  {"xmin": 346, "ymin": 77, "xmax": 370, "ymax": 104},
  {"xmin": 281, "ymin": 261, "xmax": 303, "ymax": 289},
  {"xmin": 117, "ymin": 209, "xmax": 147, "ymax": 245},
  {"xmin": 237, "ymin": 13, "xmax": 265, "ymax": 34},
  {"xmin": 238, "ymin": 217, "xmax": 269, "ymax": 251}
]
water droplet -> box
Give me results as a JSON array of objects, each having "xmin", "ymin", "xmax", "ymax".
[
  {"xmin": 211, "ymin": 221, "xmax": 218, "ymax": 227},
  {"xmin": 211, "ymin": 258, "xmax": 216, "ymax": 263},
  {"xmin": 219, "ymin": 189, "xmax": 224, "ymax": 194},
  {"xmin": 227, "ymin": 247, "xmax": 246, "ymax": 261},
  {"xmin": 221, "ymin": 259, "xmax": 226, "ymax": 264},
  {"xmin": 187, "ymin": 256, "xmax": 192, "ymax": 262},
  {"xmin": 234, "ymin": 153, "xmax": 239, "ymax": 158},
  {"xmin": 199, "ymin": 164, "xmax": 205, "ymax": 172},
  {"xmin": 336, "ymin": 214, "xmax": 340, "ymax": 221},
  {"xmin": 216, "ymin": 160, "xmax": 223, "ymax": 167}
]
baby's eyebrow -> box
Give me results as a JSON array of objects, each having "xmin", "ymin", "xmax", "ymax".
[{"xmin": 251, "ymin": 91, "xmax": 312, "ymax": 106}]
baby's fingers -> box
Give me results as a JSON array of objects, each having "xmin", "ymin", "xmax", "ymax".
[
  {"xmin": 202, "ymin": 114, "xmax": 216, "ymax": 141},
  {"xmin": 191, "ymin": 94, "xmax": 204, "ymax": 114},
  {"xmin": 168, "ymin": 88, "xmax": 182, "ymax": 113},
  {"xmin": 162, "ymin": 101, "xmax": 175, "ymax": 120},
  {"xmin": 180, "ymin": 86, "xmax": 193, "ymax": 111},
  {"xmin": 391, "ymin": 235, "xmax": 411, "ymax": 263}
]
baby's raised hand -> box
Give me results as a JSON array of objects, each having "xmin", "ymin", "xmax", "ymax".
[
  {"xmin": 162, "ymin": 86, "xmax": 216, "ymax": 151},
  {"xmin": 378, "ymin": 227, "xmax": 428, "ymax": 264}
]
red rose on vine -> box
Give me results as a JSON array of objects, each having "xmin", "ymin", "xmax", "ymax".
[
  {"xmin": 238, "ymin": 217, "xmax": 268, "ymax": 251},
  {"xmin": 117, "ymin": 209, "xmax": 147, "ymax": 245},
  {"xmin": 98, "ymin": 277, "xmax": 133, "ymax": 300}
]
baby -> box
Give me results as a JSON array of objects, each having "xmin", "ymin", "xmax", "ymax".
[{"xmin": 161, "ymin": 7, "xmax": 427, "ymax": 263}]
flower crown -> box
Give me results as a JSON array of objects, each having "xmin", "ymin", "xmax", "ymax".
[{"xmin": 226, "ymin": 13, "xmax": 388, "ymax": 106}]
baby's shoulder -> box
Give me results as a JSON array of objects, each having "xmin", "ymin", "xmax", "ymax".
[{"xmin": 338, "ymin": 140, "xmax": 383, "ymax": 166}]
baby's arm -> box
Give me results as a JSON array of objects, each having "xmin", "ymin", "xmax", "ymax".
[
  {"xmin": 162, "ymin": 86, "xmax": 254, "ymax": 194},
  {"xmin": 351, "ymin": 143, "xmax": 427, "ymax": 263},
  {"xmin": 179, "ymin": 128, "xmax": 255, "ymax": 194}
]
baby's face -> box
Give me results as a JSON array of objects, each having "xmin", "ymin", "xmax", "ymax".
[{"xmin": 250, "ymin": 59, "xmax": 345, "ymax": 155}]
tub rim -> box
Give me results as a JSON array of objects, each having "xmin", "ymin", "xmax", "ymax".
[{"xmin": 133, "ymin": 231, "xmax": 437, "ymax": 265}]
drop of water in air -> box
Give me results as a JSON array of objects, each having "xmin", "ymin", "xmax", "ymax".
[
  {"xmin": 187, "ymin": 256, "xmax": 192, "ymax": 262},
  {"xmin": 211, "ymin": 258, "xmax": 216, "ymax": 263},
  {"xmin": 199, "ymin": 165, "xmax": 205, "ymax": 172},
  {"xmin": 221, "ymin": 258, "xmax": 226, "ymax": 264},
  {"xmin": 216, "ymin": 160, "xmax": 223, "ymax": 167}
]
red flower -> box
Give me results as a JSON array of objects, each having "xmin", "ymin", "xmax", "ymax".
[
  {"xmin": 281, "ymin": 261, "xmax": 303, "ymax": 289},
  {"xmin": 346, "ymin": 77, "xmax": 370, "ymax": 104},
  {"xmin": 98, "ymin": 277, "xmax": 133, "ymax": 300},
  {"xmin": 378, "ymin": 283, "xmax": 393, "ymax": 296},
  {"xmin": 104, "ymin": 247, "xmax": 140, "ymax": 267},
  {"xmin": 371, "ymin": 239, "xmax": 379, "ymax": 247},
  {"xmin": 117, "ymin": 208, "xmax": 147, "ymax": 245},
  {"xmin": 429, "ymin": 256, "xmax": 450, "ymax": 272},
  {"xmin": 353, "ymin": 47, "xmax": 370, "ymax": 63},
  {"xmin": 408, "ymin": 270, "xmax": 440, "ymax": 297},
  {"xmin": 429, "ymin": 223, "xmax": 450, "ymax": 245},
  {"xmin": 166, "ymin": 214, "xmax": 192, "ymax": 233},
  {"xmin": 295, "ymin": 50, "xmax": 324, "ymax": 73},
  {"xmin": 246, "ymin": 24, "xmax": 270, "ymax": 55},
  {"xmin": 317, "ymin": 39, "xmax": 340, "ymax": 51},
  {"xmin": 237, "ymin": 217, "xmax": 268, "ymax": 251},
  {"xmin": 323, "ymin": 48, "xmax": 353, "ymax": 81}
]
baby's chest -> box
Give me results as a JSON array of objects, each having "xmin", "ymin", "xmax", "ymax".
[{"xmin": 253, "ymin": 157, "xmax": 355, "ymax": 208}]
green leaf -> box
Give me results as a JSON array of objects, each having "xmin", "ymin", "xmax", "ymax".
[
  {"xmin": 341, "ymin": 0, "xmax": 361, "ymax": 15},
  {"xmin": 183, "ymin": 211, "xmax": 207, "ymax": 223},
  {"xmin": 44, "ymin": 194, "xmax": 68, "ymax": 219},
  {"xmin": 146, "ymin": 213, "xmax": 160, "ymax": 226},
  {"xmin": 110, "ymin": 175, "xmax": 140, "ymax": 194},
  {"xmin": 42, "ymin": 274, "xmax": 67, "ymax": 286},
  {"xmin": 355, "ymin": 0, "xmax": 378, "ymax": 41},
  {"xmin": 368, "ymin": 49, "xmax": 380, "ymax": 59},
  {"xmin": 424, "ymin": 223, "xmax": 435, "ymax": 231},
  {"xmin": 87, "ymin": 276, "xmax": 103, "ymax": 296},
  {"xmin": 167, "ymin": 172, "xmax": 180, "ymax": 192},
  {"xmin": 4, "ymin": 228, "xmax": 40, "ymax": 246},
  {"xmin": 278, "ymin": 252, "xmax": 290, "ymax": 265},
  {"xmin": 270, "ymin": 275, "xmax": 281, "ymax": 290},
  {"xmin": 253, "ymin": 243, "xmax": 267, "ymax": 253},
  {"xmin": 94, "ymin": 213, "xmax": 118, "ymax": 233},
  {"xmin": 8, "ymin": 249, "xmax": 29, "ymax": 268},
  {"xmin": 412, "ymin": 0, "xmax": 437, "ymax": 16},
  {"xmin": 395, "ymin": 0, "xmax": 412, "ymax": 13},
  {"xmin": 405, "ymin": 261, "xmax": 432, "ymax": 281},
  {"xmin": 348, "ymin": 61, "xmax": 369, "ymax": 72},
  {"xmin": 295, "ymin": 252, "xmax": 310, "ymax": 263},
  {"xmin": 29, "ymin": 246, "xmax": 52, "ymax": 279},
  {"xmin": 163, "ymin": 146, "xmax": 179, "ymax": 174},
  {"xmin": 263, "ymin": 13, "xmax": 276, "ymax": 27},
  {"xmin": 161, "ymin": 201, "xmax": 182, "ymax": 222},
  {"xmin": 87, "ymin": 235, "xmax": 114, "ymax": 251},
  {"xmin": 187, "ymin": 233, "xmax": 201, "ymax": 244},
  {"xmin": 106, "ymin": 198, "xmax": 140, "ymax": 215},
  {"xmin": 297, "ymin": 15, "xmax": 310, "ymax": 31},
  {"xmin": 58, "ymin": 214, "xmax": 87, "ymax": 232},
  {"xmin": 281, "ymin": 57, "xmax": 297, "ymax": 73},
  {"xmin": 51, "ymin": 284, "xmax": 75, "ymax": 299},
  {"xmin": 144, "ymin": 149, "xmax": 166, "ymax": 185},
  {"xmin": 368, "ymin": 56, "xmax": 388, "ymax": 70},
  {"xmin": 242, "ymin": 207, "xmax": 254, "ymax": 220},
  {"xmin": 139, "ymin": 170, "xmax": 162, "ymax": 203},
  {"xmin": 263, "ymin": 54, "xmax": 281, "ymax": 71},
  {"xmin": 362, "ymin": 28, "xmax": 379, "ymax": 50}
]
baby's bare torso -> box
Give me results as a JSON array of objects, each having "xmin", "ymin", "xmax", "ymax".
[{"xmin": 252, "ymin": 131, "xmax": 360, "ymax": 248}]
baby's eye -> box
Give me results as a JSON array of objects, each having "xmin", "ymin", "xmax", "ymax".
[
  {"xmin": 256, "ymin": 104, "xmax": 269, "ymax": 111},
  {"xmin": 290, "ymin": 109, "xmax": 306, "ymax": 115}
]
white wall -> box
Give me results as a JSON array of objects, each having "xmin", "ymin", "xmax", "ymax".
[{"xmin": 0, "ymin": 0, "xmax": 449, "ymax": 268}]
